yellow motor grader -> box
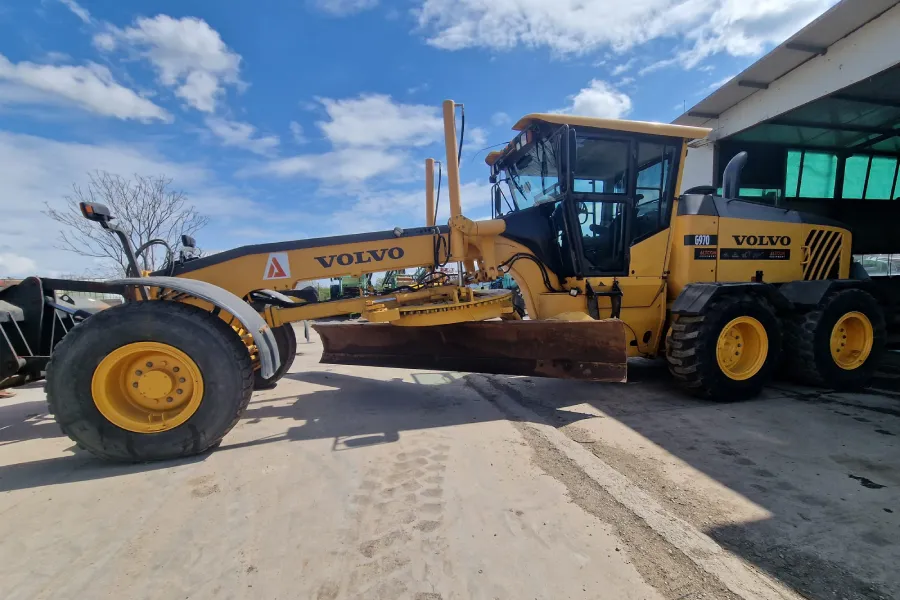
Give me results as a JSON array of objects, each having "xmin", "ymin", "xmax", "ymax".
[{"xmin": 43, "ymin": 100, "xmax": 884, "ymax": 461}]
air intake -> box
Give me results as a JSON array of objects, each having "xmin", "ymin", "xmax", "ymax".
[{"xmin": 803, "ymin": 229, "xmax": 843, "ymax": 280}]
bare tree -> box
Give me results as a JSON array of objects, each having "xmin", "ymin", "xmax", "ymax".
[{"xmin": 44, "ymin": 171, "xmax": 209, "ymax": 275}]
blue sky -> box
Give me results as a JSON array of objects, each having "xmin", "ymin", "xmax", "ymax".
[{"xmin": 0, "ymin": 0, "xmax": 838, "ymax": 276}]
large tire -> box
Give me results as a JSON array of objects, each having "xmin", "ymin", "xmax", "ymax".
[
  {"xmin": 667, "ymin": 293, "xmax": 782, "ymax": 400},
  {"xmin": 46, "ymin": 301, "xmax": 253, "ymax": 462},
  {"xmin": 784, "ymin": 288, "xmax": 885, "ymax": 390},
  {"xmin": 253, "ymin": 324, "xmax": 297, "ymax": 390}
]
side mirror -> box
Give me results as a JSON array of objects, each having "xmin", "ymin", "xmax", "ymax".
[
  {"xmin": 493, "ymin": 186, "xmax": 502, "ymax": 217},
  {"xmin": 79, "ymin": 202, "xmax": 113, "ymax": 227},
  {"xmin": 181, "ymin": 234, "xmax": 196, "ymax": 248},
  {"xmin": 722, "ymin": 151, "xmax": 748, "ymax": 199}
]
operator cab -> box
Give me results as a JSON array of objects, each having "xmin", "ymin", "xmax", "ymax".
[{"xmin": 487, "ymin": 115, "xmax": 708, "ymax": 279}]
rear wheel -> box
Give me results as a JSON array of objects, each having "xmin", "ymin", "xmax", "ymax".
[
  {"xmin": 253, "ymin": 324, "xmax": 297, "ymax": 389},
  {"xmin": 46, "ymin": 301, "xmax": 253, "ymax": 462},
  {"xmin": 667, "ymin": 293, "xmax": 781, "ymax": 400},
  {"xmin": 784, "ymin": 288, "xmax": 885, "ymax": 389}
]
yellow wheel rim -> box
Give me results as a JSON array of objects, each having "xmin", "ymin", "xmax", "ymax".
[
  {"xmin": 91, "ymin": 342, "xmax": 204, "ymax": 433},
  {"xmin": 830, "ymin": 311, "xmax": 873, "ymax": 370},
  {"xmin": 716, "ymin": 316, "xmax": 768, "ymax": 381}
]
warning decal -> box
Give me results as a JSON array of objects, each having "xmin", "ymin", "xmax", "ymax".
[{"xmin": 263, "ymin": 252, "xmax": 291, "ymax": 280}]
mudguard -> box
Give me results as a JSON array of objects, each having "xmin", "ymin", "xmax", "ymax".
[
  {"xmin": 777, "ymin": 279, "xmax": 873, "ymax": 307},
  {"xmin": 110, "ymin": 276, "xmax": 280, "ymax": 379},
  {"xmin": 670, "ymin": 282, "xmax": 792, "ymax": 316}
]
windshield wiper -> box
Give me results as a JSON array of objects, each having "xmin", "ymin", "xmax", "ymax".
[{"xmin": 506, "ymin": 171, "xmax": 526, "ymax": 210}]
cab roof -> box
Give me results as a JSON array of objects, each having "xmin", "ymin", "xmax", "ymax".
[
  {"xmin": 484, "ymin": 114, "xmax": 710, "ymax": 166},
  {"xmin": 514, "ymin": 113, "xmax": 711, "ymax": 139}
]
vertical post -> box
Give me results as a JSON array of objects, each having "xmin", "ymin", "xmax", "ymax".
[
  {"xmin": 442, "ymin": 100, "xmax": 464, "ymax": 261},
  {"xmin": 425, "ymin": 158, "xmax": 435, "ymax": 227}
]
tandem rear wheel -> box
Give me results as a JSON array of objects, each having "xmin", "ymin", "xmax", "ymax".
[
  {"xmin": 667, "ymin": 293, "xmax": 782, "ymax": 401},
  {"xmin": 784, "ymin": 288, "xmax": 885, "ymax": 390},
  {"xmin": 46, "ymin": 301, "xmax": 254, "ymax": 462}
]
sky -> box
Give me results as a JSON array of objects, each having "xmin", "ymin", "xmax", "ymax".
[{"xmin": 0, "ymin": 0, "xmax": 840, "ymax": 276}]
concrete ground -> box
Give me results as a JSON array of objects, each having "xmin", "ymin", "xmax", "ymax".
[{"xmin": 0, "ymin": 326, "xmax": 897, "ymax": 600}]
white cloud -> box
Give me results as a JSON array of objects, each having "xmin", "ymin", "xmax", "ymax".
[
  {"xmin": 205, "ymin": 117, "xmax": 280, "ymax": 155},
  {"xmin": 255, "ymin": 94, "xmax": 450, "ymax": 185},
  {"xmin": 41, "ymin": 51, "xmax": 73, "ymax": 64},
  {"xmin": 466, "ymin": 126, "xmax": 488, "ymax": 148},
  {"xmin": 616, "ymin": 76, "xmax": 635, "ymax": 87},
  {"xmin": 325, "ymin": 180, "xmax": 494, "ymax": 235},
  {"xmin": 289, "ymin": 121, "xmax": 307, "ymax": 144},
  {"xmin": 0, "ymin": 253, "xmax": 37, "ymax": 276},
  {"xmin": 318, "ymin": 94, "xmax": 444, "ymax": 148},
  {"xmin": 93, "ymin": 32, "xmax": 115, "ymax": 51},
  {"xmin": 638, "ymin": 57, "xmax": 679, "ymax": 76},
  {"xmin": 491, "ymin": 111, "xmax": 510, "ymax": 126},
  {"xmin": 0, "ymin": 130, "xmax": 259, "ymax": 275},
  {"xmin": 611, "ymin": 58, "xmax": 636, "ymax": 76},
  {"xmin": 311, "ymin": 0, "xmax": 379, "ymax": 16},
  {"xmin": 706, "ymin": 74, "xmax": 735, "ymax": 91},
  {"xmin": 259, "ymin": 148, "xmax": 406, "ymax": 183},
  {"xmin": 59, "ymin": 0, "xmax": 91, "ymax": 24},
  {"xmin": 415, "ymin": 0, "xmax": 838, "ymax": 67},
  {"xmin": 0, "ymin": 54, "xmax": 170, "ymax": 122},
  {"xmin": 96, "ymin": 15, "xmax": 242, "ymax": 113},
  {"xmin": 557, "ymin": 79, "xmax": 631, "ymax": 119}
]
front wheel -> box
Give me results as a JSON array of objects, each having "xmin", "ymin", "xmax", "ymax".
[
  {"xmin": 667, "ymin": 293, "xmax": 781, "ymax": 400},
  {"xmin": 46, "ymin": 301, "xmax": 254, "ymax": 462}
]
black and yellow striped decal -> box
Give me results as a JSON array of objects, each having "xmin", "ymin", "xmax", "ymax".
[{"xmin": 803, "ymin": 229, "xmax": 843, "ymax": 280}]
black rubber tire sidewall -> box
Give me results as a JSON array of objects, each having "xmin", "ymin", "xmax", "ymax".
[
  {"xmin": 810, "ymin": 290, "xmax": 885, "ymax": 389},
  {"xmin": 253, "ymin": 323, "xmax": 297, "ymax": 389},
  {"xmin": 697, "ymin": 297, "xmax": 782, "ymax": 400},
  {"xmin": 47, "ymin": 302, "xmax": 252, "ymax": 462}
]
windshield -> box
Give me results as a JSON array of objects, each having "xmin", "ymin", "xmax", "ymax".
[
  {"xmin": 502, "ymin": 137, "xmax": 561, "ymax": 211},
  {"xmin": 572, "ymin": 138, "xmax": 629, "ymax": 194}
]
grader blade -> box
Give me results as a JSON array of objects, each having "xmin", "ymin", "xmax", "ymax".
[{"xmin": 313, "ymin": 320, "xmax": 627, "ymax": 381}]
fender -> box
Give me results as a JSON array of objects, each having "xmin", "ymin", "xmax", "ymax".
[
  {"xmin": 670, "ymin": 282, "xmax": 792, "ymax": 316},
  {"xmin": 110, "ymin": 276, "xmax": 280, "ymax": 379},
  {"xmin": 777, "ymin": 279, "xmax": 878, "ymax": 307}
]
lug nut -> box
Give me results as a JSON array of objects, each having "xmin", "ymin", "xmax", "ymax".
[
  {"xmin": 132, "ymin": 382, "xmax": 139, "ymax": 388},
  {"xmin": 176, "ymin": 389, "xmax": 183, "ymax": 395},
  {"xmin": 173, "ymin": 367, "xmax": 180, "ymax": 373},
  {"xmin": 166, "ymin": 397, "xmax": 174, "ymax": 403},
  {"xmin": 135, "ymin": 370, "xmax": 142, "ymax": 376},
  {"xmin": 146, "ymin": 362, "xmax": 153, "ymax": 368},
  {"xmin": 179, "ymin": 377, "xmax": 186, "ymax": 383}
]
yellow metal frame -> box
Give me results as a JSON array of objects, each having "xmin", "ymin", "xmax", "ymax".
[{"xmin": 117, "ymin": 97, "xmax": 852, "ymax": 369}]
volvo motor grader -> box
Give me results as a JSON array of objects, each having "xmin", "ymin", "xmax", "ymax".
[{"xmin": 43, "ymin": 100, "xmax": 884, "ymax": 462}]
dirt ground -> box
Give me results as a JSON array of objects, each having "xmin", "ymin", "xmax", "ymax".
[{"xmin": 0, "ymin": 326, "xmax": 897, "ymax": 600}]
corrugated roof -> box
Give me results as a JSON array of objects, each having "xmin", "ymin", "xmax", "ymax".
[{"xmin": 674, "ymin": 0, "xmax": 900, "ymax": 128}]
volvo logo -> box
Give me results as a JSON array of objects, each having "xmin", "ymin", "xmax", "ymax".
[
  {"xmin": 732, "ymin": 235, "xmax": 791, "ymax": 246},
  {"xmin": 314, "ymin": 247, "xmax": 404, "ymax": 268}
]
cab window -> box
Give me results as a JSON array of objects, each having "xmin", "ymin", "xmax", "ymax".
[{"xmin": 633, "ymin": 143, "xmax": 677, "ymax": 240}]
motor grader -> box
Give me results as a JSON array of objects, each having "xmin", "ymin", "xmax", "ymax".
[{"xmin": 43, "ymin": 100, "xmax": 884, "ymax": 462}]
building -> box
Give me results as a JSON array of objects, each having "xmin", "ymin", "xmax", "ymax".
[{"xmin": 675, "ymin": 0, "xmax": 900, "ymax": 272}]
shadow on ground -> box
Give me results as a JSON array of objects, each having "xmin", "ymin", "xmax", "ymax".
[
  {"xmin": 1, "ymin": 358, "xmax": 897, "ymax": 599},
  {"xmin": 481, "ymin": 359, "xmax": 900, "ymax": 600}
]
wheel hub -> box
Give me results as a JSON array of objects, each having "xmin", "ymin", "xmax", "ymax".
[
  {"xmin": 830, "ymin": 311, "xmax": 873, "ymax": 370},
  {"xmin": 716, "ymin": 316, "xmax": 768, "ymax": 381},
  {"xmin": 92, "ymin": 342, "xmax": 204, "ymax": 433}
]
